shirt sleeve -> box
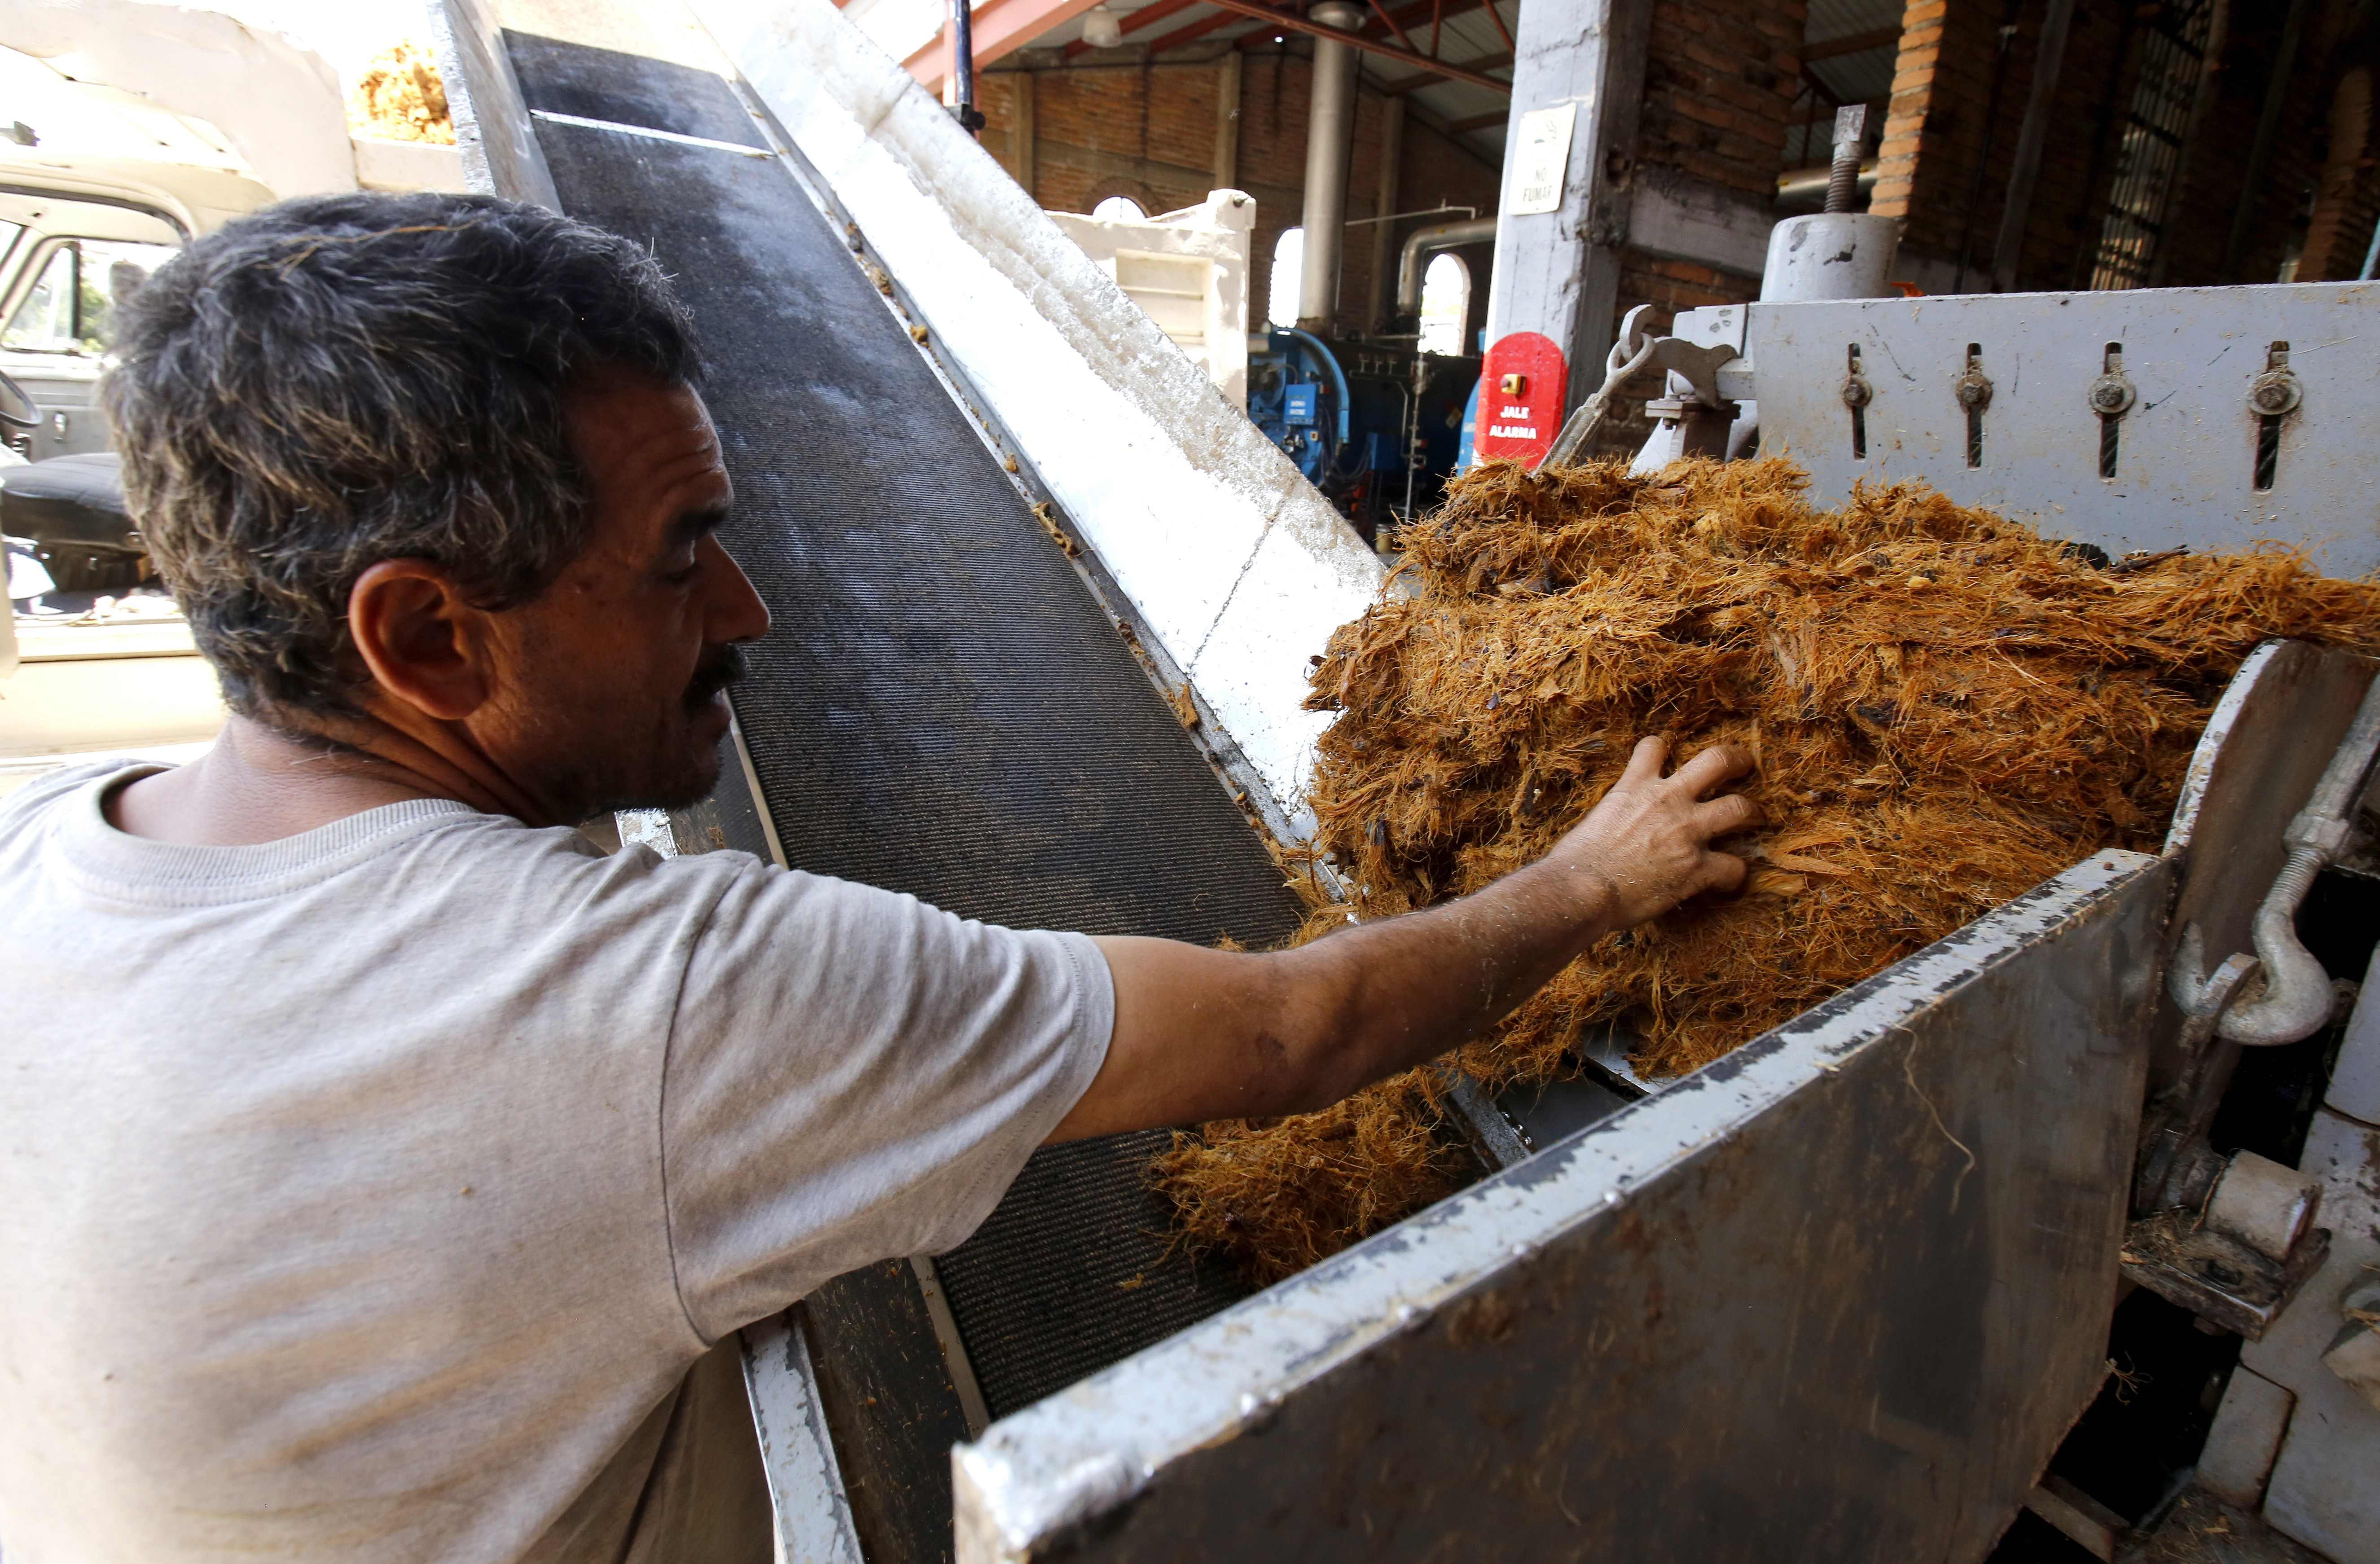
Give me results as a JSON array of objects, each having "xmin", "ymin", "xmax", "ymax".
[{"xmin": 658, "ymin": 858, "xmax": 1112, "ymax": 1342}]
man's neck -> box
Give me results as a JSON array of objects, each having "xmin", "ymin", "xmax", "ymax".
[{"xmin": 106, "ymin": 715, "xmax": 527, "ymax": 847}]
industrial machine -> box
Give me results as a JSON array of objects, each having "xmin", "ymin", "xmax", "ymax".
[
  {"xmin": 1244, "ymin": 328, "xmax": 1475, "ymax": 546},
  {"xmin": 436, "ymin": 6, "xmax": 2379, "ymax": 1563}
]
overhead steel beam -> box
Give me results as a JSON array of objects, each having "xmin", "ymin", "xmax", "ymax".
[
  {"xmin": 1193, "ymin": 0, "xmax": 1512, "ymax": 89},
  {"xmin": 1150, "ymin": 10, "xmax": 1252, "ymax": 57},
  {"xmin": 1380, "ymin": 47, "xmax": 1509, "ymax": 94},
  {"xmin": 908, "ymin": 0, "xmax": 1107, "ymax": 92},
  {"xmin": 1062, "ymin": 0, "xmax": 1199, "ymax": 59}
]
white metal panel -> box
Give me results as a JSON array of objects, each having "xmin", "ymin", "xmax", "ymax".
[{"xmin": 1748, "ymin": 283, "xmax": 2380, "ymax": 577}]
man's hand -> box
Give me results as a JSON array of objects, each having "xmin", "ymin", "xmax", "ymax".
[
  {"xmin": 1543, "ymin": 735, "xmax": 1758, "ymax": 928},
  {"xmin": 1046, "ymin": 735, "xmax": 1758, "ymax": 1144}
]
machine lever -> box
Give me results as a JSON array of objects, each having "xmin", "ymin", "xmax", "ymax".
[{"xmin": 1539, "ymin": 304, "xmax": 1656, "ymax": 469}]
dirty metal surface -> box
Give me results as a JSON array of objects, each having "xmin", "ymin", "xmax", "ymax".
[
  {"xmin": 956, "ymin": 852, "xmax": 2171, "ymax": 1564},
  {"xmin": 1748, "ymin": 285, "xmax": 2380, "ymax": 578},
  {"xmin": 2119, "ymin": 1215, "xmax": 2333, "ymax": 1340},
  {"xmin": 740, "ymin": 1309, "xmax": 865, "ymax": 1564}
]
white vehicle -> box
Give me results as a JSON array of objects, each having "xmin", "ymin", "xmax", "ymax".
[{"xmin": 0, "ymin": 0, "xmax": 461, "ymax": 791}]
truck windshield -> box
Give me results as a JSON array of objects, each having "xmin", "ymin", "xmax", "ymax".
[{"xmin": 2, "ymin": 237, "xmax": 176, "ymax": 356}]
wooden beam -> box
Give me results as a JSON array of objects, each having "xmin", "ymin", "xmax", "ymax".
[{"xmin": 1448, "ymin": 109, "xmax": 1503, "ymax": 132}]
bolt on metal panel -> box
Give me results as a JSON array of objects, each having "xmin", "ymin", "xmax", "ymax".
[{"xmin": 1747, "ymin": 284, "xmax": 2380, "ymax": 579}]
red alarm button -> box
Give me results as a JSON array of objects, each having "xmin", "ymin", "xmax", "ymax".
[{"xmin": 1476, "ymin": 332, "xmax": 1568, "ymax": 466}]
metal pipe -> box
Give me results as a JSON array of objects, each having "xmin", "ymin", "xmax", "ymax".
[
  {"xmin": 948, "ymin": 0, "xmax": 984, "ymax": 134},
  {"xmin": 1297, "ymin": 0, "xmax": 1365, "ymax": 330},
  {"xmin": 1394, "ymin": 215, "xmax": 1496, "ymax": 315},
  {"xmin": 1366, "ymin": 97, "xmax": 1405, "ymax": 331}
]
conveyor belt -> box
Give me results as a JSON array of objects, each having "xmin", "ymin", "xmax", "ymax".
[{"xmin": 506, "ymin": 32, "xmax": 1305, "ymax": 1562}]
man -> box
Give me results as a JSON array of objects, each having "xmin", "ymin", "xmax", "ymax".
[{"xmin": 0, "ymin": 193, "xmax": 1756, "ymax": 1562}]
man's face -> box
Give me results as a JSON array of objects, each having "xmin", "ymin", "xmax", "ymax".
[{"xmin": 477, "ymin": 371, "xmax": 769, "ymax": 822}]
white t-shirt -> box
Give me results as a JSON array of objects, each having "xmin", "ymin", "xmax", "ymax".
[{"xmin": 0, "ymin": 762, "xmax": 1111, "ymax": 1563}]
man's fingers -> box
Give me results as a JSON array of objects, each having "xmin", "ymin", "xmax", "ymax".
[
  {"xmin": 1701, "ymin": 849, "xmax": 1749, "ymax": 895},
  {"xmin": 1622, "ymin": 733, "xmax": 1669, "ymax": 785},
  {"xmin": 1692, "ymin": 792, "xmax": 1763, "ymax": 838},
  {"xmin": 1670, "ymin": 741, "xmax": 1756, "ymax": 799}
]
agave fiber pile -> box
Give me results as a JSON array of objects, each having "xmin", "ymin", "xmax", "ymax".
[{"xmin": 1154, "ymin": 457, "xmax": 2380, "ymax": 1285}]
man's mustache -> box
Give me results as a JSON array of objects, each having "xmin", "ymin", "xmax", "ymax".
[{"xmin": 685, "ymin": 643, "xmax": 749, "ymax": 710}]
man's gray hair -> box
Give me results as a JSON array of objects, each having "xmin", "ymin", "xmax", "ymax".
[{"xmin": 103, "ymin": 192, "xmax": 701, "ymax": 720}]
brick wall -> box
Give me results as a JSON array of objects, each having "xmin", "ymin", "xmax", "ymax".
[
  {"xmin": 1877, "ymin": 0, "xmax": 2349, "ymax": 294},
  {"xmin": 2154, "ymin": 4, "xmax": 2333, "ymax": 288},
  {"xmin": 968, "ymin": 0, "xmax": 1807, "ymax": 358},
  {"xmin": 977, "ymin": 44, "xmax": 1501, "ymax": 340},
  {"xmin": 1641, "ymin": 0, "xmax": 1807, "ymax": 202}
]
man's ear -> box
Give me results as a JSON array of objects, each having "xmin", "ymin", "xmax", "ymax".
[{"xmin": 347, "ymin": 560, "xmax": 494, "ymax": 722}]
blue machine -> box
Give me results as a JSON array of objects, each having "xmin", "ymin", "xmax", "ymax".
[{"xmin": 1245, "ymin": 326, "xmax": 1478, "ymax": 544}]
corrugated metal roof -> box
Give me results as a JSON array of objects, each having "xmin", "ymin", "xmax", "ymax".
[{"xmin": 1803, "ymin": 0, "xmax": 1902, "ymax": 47}]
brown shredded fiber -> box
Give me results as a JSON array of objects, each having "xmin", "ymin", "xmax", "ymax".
[
  {"xmin": 348, "ymin": 43, "xmax": 455, "ymax": 146},
  {"xmin": 1153, "ymin": 457, "xmax": 2380, "ymax": 1285}
]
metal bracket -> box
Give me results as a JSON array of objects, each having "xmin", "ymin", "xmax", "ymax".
[
  {"xmin": 1440, "ymin": 1071, "xmax": 1532, "ymax": 1170},
  {"xmin": 1539, "ymin": 303, "xmax": 1655, "ymax": 468},
  {"xmin": 2246, "ymin": 342, "xmax": 2303, "ymax": 417},
  {"xmin": 2121, "ymin": 1214, "xmax": 2332, "ymax": 1341}
]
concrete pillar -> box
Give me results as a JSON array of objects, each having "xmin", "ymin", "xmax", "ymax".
[
  {"xmin": 1474, "ymin": 0, "xmax": 1653, "ymax": 461},
  {"xmin": 1296, "ymin": 0, "xmax": 1364, "ymax": 331}
]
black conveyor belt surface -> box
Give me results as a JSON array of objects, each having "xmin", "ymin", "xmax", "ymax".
[{"xmin": 509, "ymin": 32, "xmax": 1300, "ymax": 1562}]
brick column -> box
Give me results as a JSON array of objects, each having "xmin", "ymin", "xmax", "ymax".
[{"xmin": 1871, "ymin": 0, "xmax": 1945, "ymax": 226}]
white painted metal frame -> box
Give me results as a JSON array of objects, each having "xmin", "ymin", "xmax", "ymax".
[{"xmin": 1744, "ymin": 283, "xmax": 2380, "ymax": 578}]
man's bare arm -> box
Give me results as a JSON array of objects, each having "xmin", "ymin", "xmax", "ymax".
[{"xmin": 1045, "ymin": 736, "xmax": 1758, "ymax": 1143}]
